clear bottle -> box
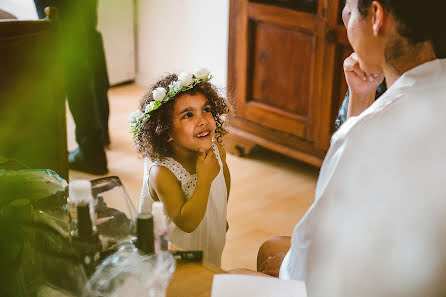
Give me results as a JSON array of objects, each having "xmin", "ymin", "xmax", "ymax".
[
  {"xmin": 67, "ymin": 180, "xmax": 95, "ymax": 238},
  {"xmin": 152, "ymin": 202, "xmax": 169, "ymax": 253},
  {"xmin": 72, "ymin": 202, "xmax": 102, "ymax": 276},
  {"xmin": 68, "ymin": 180, "xmax": 101, "ymax": 276}
]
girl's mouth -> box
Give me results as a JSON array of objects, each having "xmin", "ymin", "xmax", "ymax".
[{"xmin": 196, "ymin": 131, "xmax": 210, "ymax": 138}]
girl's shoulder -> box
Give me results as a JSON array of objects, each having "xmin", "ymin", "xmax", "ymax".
[
  {"xmin": 149, "ymin": 162, "xmax": 181, "ymax": 190},
  {"xmin": 148, "ymin": 162, "xmax": 186, "ymax": 203}
]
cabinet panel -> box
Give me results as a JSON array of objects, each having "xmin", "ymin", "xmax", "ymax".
[
  {"xmin": 249, "ymin": 0, "xmax": 318, "ymax": 14},
  {"xmin": 227, "ymin": 0, "xmax": 346, "ymax": 167},
  {"xmin": 248, "ymin": 20, "xmax": 316, "ymax": 118}
]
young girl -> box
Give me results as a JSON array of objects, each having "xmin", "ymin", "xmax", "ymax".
[{"xmin": 129, "ymin": 69, "xmax": 231, "ymax": 266}]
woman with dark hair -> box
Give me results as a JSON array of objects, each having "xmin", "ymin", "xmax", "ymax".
[
  {"xmin": 232, "ymin": 0, "xmax": 446, "ymax": 294},
  {"xmin": 336, "ymin": 0, "xmax": 446, "ymax": 128}
]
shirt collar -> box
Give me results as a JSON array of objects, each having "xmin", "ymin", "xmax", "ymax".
[
  {"xmin": 390, "ymin": 58, "xmax": 444, "ymax": 91},
  {"xmin": 336, "ymin": 59, "xmax": 446, "ymax": 139},
  {"xmin": 365, "ymin": 59, "xmax": 445, "ymax": 114}
]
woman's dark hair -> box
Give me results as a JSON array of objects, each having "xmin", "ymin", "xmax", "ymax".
[
  {"xmin": 135, "ymin": 74, "xmax": 230, "ymax": 161},
  {"xmin": 357, "ymin": 0, "xmax": 444, "ymax": 45}
]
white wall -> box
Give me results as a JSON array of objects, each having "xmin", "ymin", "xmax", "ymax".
[
  {"xmin": 136, "ymin": 0, "xmax": 229, "ymax": 89},
  {"xmin": 97, "ymin": 0, "xmax": 136, "ymax": 85},
  {"xmin": 0, "ymin": 0, "xmax": 38, "ymax": 19}
]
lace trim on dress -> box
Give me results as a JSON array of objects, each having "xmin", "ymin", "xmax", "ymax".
[
  {"xmin": 155, "ymin": 158, "xmax": 190, "ymax": 182},
  {"xmin": 148, "ymin": 143, "xmax": 223, "ymax": 201},
  {"xmin": 152, "ymin": 143, "xmax": 222, "ymax": 194}
]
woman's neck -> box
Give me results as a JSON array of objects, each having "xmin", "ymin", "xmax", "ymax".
[{"xmin": 383, "ymin": 41, "xmax": 436, "ymax": 87}]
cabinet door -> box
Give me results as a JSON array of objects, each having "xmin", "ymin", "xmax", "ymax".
[
  {"xmin": 228, "ymin": 0, "xmax": 327, "ymax": 142},
  {"xmin": 323, "ymin": 0, "xmax": 353, "ymax": 139}
]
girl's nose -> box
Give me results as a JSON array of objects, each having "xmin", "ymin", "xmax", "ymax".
[{"xmin": 197, "ymin": 114, "xmax": 206, "ymax": 126}]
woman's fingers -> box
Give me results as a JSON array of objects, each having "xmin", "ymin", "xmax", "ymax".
[
  {"xmin": 344, "ymin": 56, "xmax": 367, "ymax": 80},
  {"xmin": 344, "ymin": 53, "xmax": 384, "ymax": 84}
]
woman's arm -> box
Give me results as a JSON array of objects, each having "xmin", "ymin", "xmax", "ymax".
[{"xmin": 336, "ymin": 53, "xmax": 386, "ymax": 128}]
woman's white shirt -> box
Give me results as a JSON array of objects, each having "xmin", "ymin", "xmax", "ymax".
[{"xmin": 279, "ymin": 59, "xmax": 446, "ymax": 281}]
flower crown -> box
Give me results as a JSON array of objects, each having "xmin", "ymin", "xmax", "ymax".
[{"xmin": 129, "ymin": 68, "xmax": 212, "ymax": 140}]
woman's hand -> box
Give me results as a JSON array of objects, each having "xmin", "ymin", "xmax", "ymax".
[
  {"xmin": 196, "ymin": 148, "xmax": 220, "ymax": 184},
  {"xmin": 344, "ymin": 53, "xmax": 384, "ymax": 118}
]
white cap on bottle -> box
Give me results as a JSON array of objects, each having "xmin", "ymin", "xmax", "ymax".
[{"xmin": 69, "ymin": 180, "xmax": 93, "ymax": 203}]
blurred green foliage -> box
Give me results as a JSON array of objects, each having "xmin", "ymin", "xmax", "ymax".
[{"xmin": 0, "ymin": 168, "xmax": 86, "ymax": 297}]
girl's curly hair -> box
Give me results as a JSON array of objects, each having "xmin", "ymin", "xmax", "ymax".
[{"xmin": 135, "ymin": 73, "xmax": 230, "ymax": 161}]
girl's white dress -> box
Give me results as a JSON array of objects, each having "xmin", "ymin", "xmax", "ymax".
[{"xmin": 139, "ymin": 144, "xmax": 227, "ymax": 266}]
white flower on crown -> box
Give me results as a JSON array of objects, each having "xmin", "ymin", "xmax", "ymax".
[
  {"xmin": 170, "ymin": 80, "xmax": 183, "ymax": 93},
  {"xmin": 144, "ymin": 101, "xmax": 155, "ymax": 113},
  {"xmin": 130, "ymin": 67, "xmax": 213, "ymax": 140},
  {"xmin": 152, "ymin": 87, "xmax": 167, "ymax": 102},
  {"xmin": 193, "ymin": 67, "xmax": 210, "ymax": 80},
  {"xmin": 178, "ymin": 72, "xmax": 194, "ymax": 86},
  {"xmin": 128, "ymin": 110, "xmax": 144, "ymax": 125}
]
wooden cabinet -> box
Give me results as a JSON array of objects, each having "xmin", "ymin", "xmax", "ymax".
[{"xmin": 227, "ymin": 0, "xmax": 352, "ymax": 167}]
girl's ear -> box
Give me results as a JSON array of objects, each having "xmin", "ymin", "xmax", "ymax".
[{"xmin": 167, "ymin": 137, "xmax": 173, "ymax": 142}]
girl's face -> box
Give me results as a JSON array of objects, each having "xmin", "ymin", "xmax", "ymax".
[
  {"xmin": 342, "ymin": 0, "xmax": 385, "ymax": 74},
  {"xmin": 169, "ymin": 93, "xmax": 216, "ymax": 154}
]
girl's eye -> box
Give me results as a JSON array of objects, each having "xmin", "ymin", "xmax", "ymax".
[
  {"xmin": 182, "ymin": 112, "xmax": 193, "ymax": 119},
  {"xmin": 203, "ymin": 106, "xmax": 211, "ymax": 113}
]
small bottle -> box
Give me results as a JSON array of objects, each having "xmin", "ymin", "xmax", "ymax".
[
  {"xmin": 152, "ymin": 202, "xmax": 169, "ymax": 253},
  {"xmin": 72, "ymin": 202, "xmax": 102, "ymax": 276},
  {"xmin": 136, "ymin": 213, "xmax": 155, "ymax": 255},
  {"xmin": 68, "ymin": 180, "xmax": 95, "ymax": 238}
]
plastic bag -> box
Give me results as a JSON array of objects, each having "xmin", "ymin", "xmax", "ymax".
[
  {"xmin": 84, "ymin": 242, "xmax": 176, "ymax": 297},
  {"xmin": 90, "ymin": 176, "xmax": 137, "ymax": 251}
]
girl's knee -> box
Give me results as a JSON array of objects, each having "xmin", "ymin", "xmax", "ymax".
[{"xmin": 257, "ymin": 236, "xmax": 291, "ymax": 271}]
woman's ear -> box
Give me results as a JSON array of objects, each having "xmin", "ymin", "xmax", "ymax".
[
  {"xmin": 167, "ymin": 137, "xmax": 173, "ymax": 142},
  {"xmin": 371, "ymin": 1, "xmax": 384, "ymax": 37}
]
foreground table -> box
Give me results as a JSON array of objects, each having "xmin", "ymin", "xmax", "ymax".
[{"xmin": 167, "ymin": 261, "xmax": 225, "ymax": 297}]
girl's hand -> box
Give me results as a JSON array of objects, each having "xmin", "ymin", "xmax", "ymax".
[
  {"xmin": 196, "ymin": 148, "xmax": 220, "ymax": 184},
  {"xmin": 344, "ymin": 53, "xmax": 384, "ymax": 117}
]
